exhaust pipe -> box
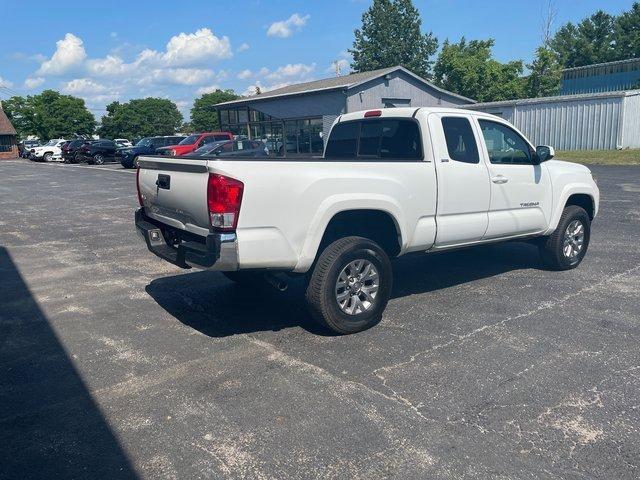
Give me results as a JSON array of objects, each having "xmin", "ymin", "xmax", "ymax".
[{"xmin": 263, "ymin": 272, "xmax": 288, "ymax": 291}]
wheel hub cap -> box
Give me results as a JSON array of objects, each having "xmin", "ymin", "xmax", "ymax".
[
  {"xmin": 563, "ymin": 220, "xmax": 585, "ymax": 260},
  {"xmin": 335, "ymin": 259, "xmax": 379, "ymax": 315}
]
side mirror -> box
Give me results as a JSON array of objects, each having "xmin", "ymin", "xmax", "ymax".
[{"xmin": 536, "ymin": 145, "xmax": 555, "ymax": 163}]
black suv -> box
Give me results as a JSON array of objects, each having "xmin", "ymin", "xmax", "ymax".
[
  {"xmin": 61, "ymin": 139, "xmax": 93, "ymax": 163},
  {"xmin": 76, "ymin": 140, "xmax": 117, "ymax": 164},
  {"xmin": 117, "ymin": 136, "xmax": 186, "ymax": 168}
]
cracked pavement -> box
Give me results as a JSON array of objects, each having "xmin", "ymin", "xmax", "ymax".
[{"xmin": 1, "ymin": 160, "xmax": 639, "ymax": 479}]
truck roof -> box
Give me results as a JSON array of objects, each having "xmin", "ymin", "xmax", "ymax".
[{"xmin": 337, "ymin": 107, "xmax": 499, "ymax": 123}]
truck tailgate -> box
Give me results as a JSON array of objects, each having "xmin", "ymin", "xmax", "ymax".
[{"xmin": 137, "ymin": 157, "xmax": 211, "ymax": 236}]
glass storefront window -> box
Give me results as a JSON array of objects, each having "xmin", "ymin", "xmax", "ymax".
[
  {"xmin": 220, "ymin": 110, "xmax": 229, "ymax": 125},
  {"xmin": 238, "ymin": 108, "xmax": 248, "ymax": 124},
  {"xmin": 228, "ymin": 109, "xmax": 238, "ymax": 124},
  {"xmin": 309, "ymin": 118, "xmax": 323, "ymax": 155}
]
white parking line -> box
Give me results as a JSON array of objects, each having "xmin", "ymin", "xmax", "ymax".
[{"xmin": 22, "ymin": 161, "xmax": 136, "ymax": 174}]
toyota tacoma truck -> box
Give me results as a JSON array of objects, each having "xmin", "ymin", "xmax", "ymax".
[{"xmin": 135, "ymin": 107, "xmax": 599, "ymax": 334}]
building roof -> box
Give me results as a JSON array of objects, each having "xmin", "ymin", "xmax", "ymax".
[
  {"xmin": 562, "ymin": 57, "xmax": 640, "ymax": 73},
  {"xmin": 466, "ymin": 89, "xmax": 640, "ymax": 109},
  {"xmin": 0, "ymin": 105, "xmax": 17, "ymax": 136},
  {"xmin": 216, "ymin": 65, "xmax": 475, "ymax": 107}
]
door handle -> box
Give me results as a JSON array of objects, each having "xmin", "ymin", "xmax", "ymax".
[{"xmin": 491, "ymin": 175, "xmax": 508, "ymax": 184}]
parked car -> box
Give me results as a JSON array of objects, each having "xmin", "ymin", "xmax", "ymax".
[
  {"xmin": 117, "ymin": 136, "xmax": 186, "ymax": 169},
  {"xmin": 76, "ymin": 139, "xmax": 117, "ymax": 164},
  {"xmin": 135, "ymin": 107, "xmax": 600, "ymax": 334},
  {"xmin": 156, "ymin": 132, "xmax": 233, "ymax": 156},
  {"xmin": 114, "ymin": 138, "xmax": 133, "ymax": 148},
  {"xmin": 192, "ymin": 139, "xmax": 269, "ymax": 157},
  {"xmin": 29, "ymin": 139, "xmax": 67, "ymax": 162},
  {"xmin": 62, "ymin": 139, "xmax": 93, "ymax": 163}
]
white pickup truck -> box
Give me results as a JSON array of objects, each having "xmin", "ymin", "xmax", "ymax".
[{"xmin": 135, "ymin": 107, "xmax": 599, "ymax": 334}]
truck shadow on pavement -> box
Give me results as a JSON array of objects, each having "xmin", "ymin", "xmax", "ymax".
[
  {"xmin": 0, "ymin": 247, "xmax": 137, "ymax": 479},
  {"xmin": 146, "ymin": 241, "xmax": 544, "ymax": 337}
]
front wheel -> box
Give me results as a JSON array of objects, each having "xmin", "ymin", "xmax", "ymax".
[
  {"xmin": 93, "ymin": 154, "xmax": 104, "ymax": 165},
  {"xmin": 305, "ymin": 236, "xmax": 392, "ymax": 334},
  {"xmin": 43, "ymin": 152, "xmax": 53, "ymax": 162},
  {"xmin": 539, "ymin": 205, "xmax": 591, "ymax": 270}
]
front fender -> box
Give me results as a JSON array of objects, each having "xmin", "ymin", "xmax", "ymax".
[
  {"xmin": 294, "ymin": 194, "xmax": 405, "ymax": 272},
  {"xmin": 544, "ymin": 182, "xmax": 599, "ymax": 235}
]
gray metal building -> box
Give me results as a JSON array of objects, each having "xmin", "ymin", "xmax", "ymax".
[
  {"xmin": 561, "ymin": 58, "xmax": 640, "ymax": 95},
  {"xmin": 215, "ymin": 66, "xmax": 474, "ymax": 156},
  {"xmin": 468, "ymin": 90, "xmax": 640, "ymax": 150}
]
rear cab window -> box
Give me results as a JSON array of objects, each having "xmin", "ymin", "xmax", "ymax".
[
  {"xmin": 325, "ymin": 118, "xmax": 422, "ymax": 160},
  {"xmin": 441, "ymin": 117, "xmax": 479, "ymax": 164}
]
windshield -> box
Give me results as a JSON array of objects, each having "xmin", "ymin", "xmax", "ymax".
[
  {"xmin": 178, "ymin": 134, "xmax": 200, "ymax": 145},
  {"xmin": 43, "ymin": 140, "xmax": 57, "ymax": 146},
  {"xmin": 136, "ymin": 138, "xmax": 152, "ymax": 147}
]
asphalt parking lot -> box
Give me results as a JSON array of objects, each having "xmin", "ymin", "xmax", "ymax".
[{"xmin": 1, "ymin": 158, "xmax": 639, "ymax": 479}]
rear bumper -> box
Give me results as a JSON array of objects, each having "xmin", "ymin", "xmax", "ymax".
[{"xmin": 135, "ymin": 208, "xmax": 238, "ymax": 271}]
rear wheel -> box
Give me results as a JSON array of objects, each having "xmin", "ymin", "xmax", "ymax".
[
  {"xmin": 305, "ymin": 236, "xmax": 392, "ymax": 334},
  {"xmin": 93, "ymin": 153, "xmax": 104, "ymax": 165},
  {"xmin": 539, "ymin": 205, "xmax": 591, "ymax": 270}
]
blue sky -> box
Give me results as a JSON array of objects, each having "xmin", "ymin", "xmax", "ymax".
[{"xmin": 0, "ymin": 0, "xmax": 635, "ymax": 120}]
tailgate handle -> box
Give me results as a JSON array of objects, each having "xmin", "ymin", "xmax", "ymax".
[{"xmin": 156, "ymin": 174, "xmax": 171, "ymax": 190}]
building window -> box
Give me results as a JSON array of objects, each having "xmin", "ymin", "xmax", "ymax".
[{"xmin": 0, "ymin": 135, "xmax": 13, "ymax": 153}]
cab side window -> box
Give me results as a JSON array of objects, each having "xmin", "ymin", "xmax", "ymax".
[
  {"xmin": 478, "ymin": 120, "xmax": 533, "ymax": 165},
  {"xmin": 441, "ymin": 117, "xmax": 479, "ymax": 164}
]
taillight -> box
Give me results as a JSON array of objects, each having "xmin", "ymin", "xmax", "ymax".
[
  {"xmin": 364, "ymin": 110, "xmax": 382, "ymax": 117},
  {"xmin": 136, "ymin": 167, "xmax": 143, "ymax": 206},
  {"xmin": 207, "ymin": 174, "xmax": 243, "ymax": 230}
]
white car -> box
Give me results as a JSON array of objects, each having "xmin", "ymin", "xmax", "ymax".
[
  {"xmin": 135, "ymin": 107, "xmax": 599, "ymax": 334},
  {"xmin": 114, "ymin": 138, "xmax": 133, "ymax": 148},
  {"xmin": 29, "ymin": 139, "xmax": 67, "ymax": 162}
]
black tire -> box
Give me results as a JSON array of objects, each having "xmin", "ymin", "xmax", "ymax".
[
  {"xmin": 43, "ymin": 152, "xmax": 53, "ymax": 162},
  {"xmin": 539, "ymin": 205, "xmax": 591, "ymax": 271},
  {"xmin": 93, "ymin": 154, "xmax": 104, "ymax": 165},
  {"xmin": 305, "ymin": 236, "xmax": 392, "ymax": 334}
]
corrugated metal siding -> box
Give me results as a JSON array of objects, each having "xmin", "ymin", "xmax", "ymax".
[
  {"xmin": 346, "ymin": 71, "xmax": 470, "ymax": 112},
  {"xmin": 621, "ymin": 93, "xmax": 640, "ymax": 148},
  {"xmin": 473, "ymin": 95, "xmax": 624, "ymax": 150}
]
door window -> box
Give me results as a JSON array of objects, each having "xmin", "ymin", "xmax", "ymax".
[
  {"xmin": 478, "ymin": 120, "xmax": 533, "ymax": 165},
  {"xmin": 441, "ymin": 117, "xmax": 479, "ymax": 164}
]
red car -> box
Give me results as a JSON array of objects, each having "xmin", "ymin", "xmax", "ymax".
[{"xmin": 157, "ymin": 132, "xmax": 233, "ymax": 156}]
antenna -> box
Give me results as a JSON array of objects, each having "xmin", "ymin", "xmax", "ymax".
[{"xmin": 333, "ymin": 60, "xmax": 342, "ymax": 77}]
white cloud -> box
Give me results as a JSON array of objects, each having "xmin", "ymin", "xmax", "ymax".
[
  {"xmin": 139, "ymin": 28, "xmax": 232, "ymax": 67},
  {"xmin": 110, "ymin": 32, "xmax": 118, "ymax": 38},
  {"xmin": 24, "ymin": 77, "xmax": 45, "ymax": 89},
  {"xmin": 265, "ymin": 63, "xmax": 315, "ymax": 81},
  {"xmin": 267, "ymin": 13, "xmax": 310, "ymax": 38},
  {"xmin": 37, "ymin": 33, "xmax": 87, "ymax": 75},
  {"xmin": 196, "ymin": 84, "xmax": 221, "ymax": 95},
  {"xmin": 63, "ymin": 78, "xmax": 108, "ymax": 94},
  {"xmin": 138, "ymin": 68, "xmax": 216, "ymax": 86},
  {"xmin": 237, "ymin": 42, "xmax": 250, "ymax": 52},
  {"xmin": 0, "ymin": 76, "xmax": 13, "ymax": 88},
  {"xmin": 87, "ymin": 55, "xmax": 127, "ymax": 76},
  {"xmin": 237, "ymin": 69, "xmax": 253, "ymax": 80}
]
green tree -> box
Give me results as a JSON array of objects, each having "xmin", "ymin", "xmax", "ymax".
[
  {"xmin": 615, "ymin": 2, "xmax": 640, "ymax": 60},
  {"xmin": 2, "ymin": 96, "xmax": 36, "ymax": 139},
  {"xmin": 98, "ymin": 98, "xmax": 183, "ymax": 139},
  {"xmin": 433, "ymin": 38, "xmax": 525, "ymax": 102},
  {"xmin": 349, "ymin": 0, "xmax": 438, "ymax": 78},
  {"xmin": 30, "ymin": 90, "xmax": 96, "ymax": 140},
  {"xmin": 190, "ymin": 89, "xmax": 239, "ymax": 132},
  {"xmin": 550, "ymin": 10, "xmax": 616, "ymax": 67},
  {"xmin": 3, "ymin": 91, "xmax": 95, "ymax": 140},
  {"xmin": 524, "ymin": 46, "xmax": 562, "ymax": 98}
]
